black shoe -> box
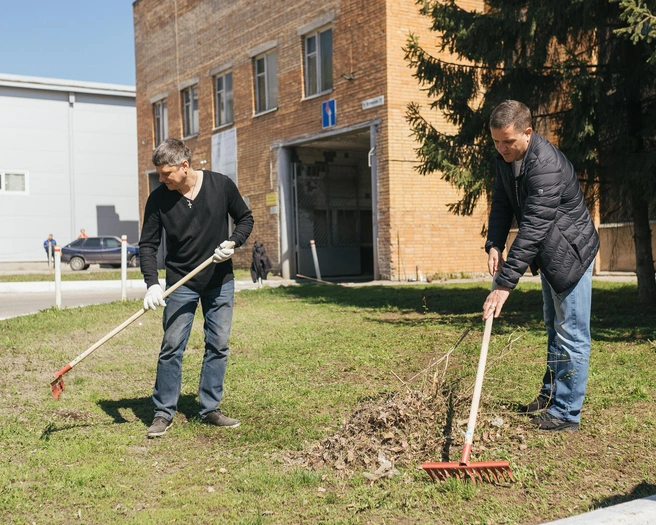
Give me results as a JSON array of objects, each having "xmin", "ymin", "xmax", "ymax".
[
  {"xmin": 530, "ymin": 412, "xmax": 579, "ymax": 432},
  {"xmin": 147, "ymin": 416, "xmax": 173, "ymax": 438},
  {"xmin": 204, "ymin": 410, "xmax": 240, "ymax": 428},
  {"xmin": 517, "ymin": 394, "xmax": 552, "ymax": 414}
]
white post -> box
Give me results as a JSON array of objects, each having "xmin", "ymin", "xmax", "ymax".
[
  {"xmin": 310, "ymin": 239, "xmax": 322, "ymax": 281},
  {"xmin": 121, "ymin": 235, "xmax": 127, "ymax": 302},
  {"xmin": 54, "ymin": 245, "xmax": 62, "ymax": 309},
  {"xmin": 48, "ymin": 243, "xmax": 53, "ymax": 271}
]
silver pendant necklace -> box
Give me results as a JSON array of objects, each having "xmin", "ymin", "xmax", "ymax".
[{"xmin": 179, "ymin": 170, "xmax": 199, "ymax": 208}]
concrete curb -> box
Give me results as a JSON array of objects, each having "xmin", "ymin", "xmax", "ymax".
[
  {"xmin": 0, "ymin": 279, "xmax": 151, "ymax": 293},
  {"xmin": 0, "ymin": 279, "xmax": 297, "ymax": 294}
]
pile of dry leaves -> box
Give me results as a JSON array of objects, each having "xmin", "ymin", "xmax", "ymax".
[
  {"xmin": 283, "ymin": 387, "xmax": 524, "ymax": 480},
  {"xmin": 283, "ymin": 389, "xmax": 449, "ymax": 479}
]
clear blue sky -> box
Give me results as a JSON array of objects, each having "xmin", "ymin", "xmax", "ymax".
[{"xmin": 0, "ymin": 1, "xmax": 136, "ymax": 86}]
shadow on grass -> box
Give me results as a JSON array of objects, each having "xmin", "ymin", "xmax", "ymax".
[
  {"xmin": 40, "ymin": 422, "xmax": 92, "ymax": 441},
  {"xmin": 592, "ymin": 480, "xmax": 656, "ymax": 510},
  {"xmin": 271, "ymin": 283, "xmax": 655, "ymax": 342},
  {"xmin": 96, "ymin": 393, "xmax": 198, "ymax": 426}
]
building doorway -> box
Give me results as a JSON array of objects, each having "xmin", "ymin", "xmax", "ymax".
[{"xmin": 292, "ymin": 144, "xmax": 373, "ymax": 279}]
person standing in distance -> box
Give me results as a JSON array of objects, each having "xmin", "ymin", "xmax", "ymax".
[
  {"xmin": 139, "ymin": 138, "xmax": 254, "ymax": 438},
  {"xmin": 43, "ymin": 233, "xmax": 57, "ymax": 263},
  {"xmin": 482, "ymin": 100, "xmax": 599, "ymax": 432}
]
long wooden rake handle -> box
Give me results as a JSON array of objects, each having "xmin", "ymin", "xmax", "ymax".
[
  {"xmin": 460, "ymin": 273, "xmax": 499, "ymax": 464},
  {"xmin": 50, "ymin": 249, "xmax": 226, "ymax": 398},
  {"xmin": 460, "ymin": 312, "xmax": 494, "ymax": 465}
]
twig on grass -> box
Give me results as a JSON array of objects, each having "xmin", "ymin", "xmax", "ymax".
[
  {"xmin": 391, "ymin": 370, "xmax": 412, "ymax": 393},
  {"xmin": 399, "ymin": 328, "xmax": 471, "ymax": 389},
  {"xmin": 461, "ymin": 332, "xmax": 524, "ymax": 399}
]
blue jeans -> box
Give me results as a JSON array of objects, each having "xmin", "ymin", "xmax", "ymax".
[
  {"xmin": 152, "ymin": 280, "xmax": 234, "ymax": 420},
  {"xmin": 540, "ymin": 262, "xmax": 593, "ymax": 423}
]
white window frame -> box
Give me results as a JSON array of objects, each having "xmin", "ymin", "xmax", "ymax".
[
  {"xmin": 303, "ymin": 27, "xmax": 333, "ymax": 98},
  {"xmin": 254, "ymin": 51, "xmax": 278, "ymax": 114},
  {"xmin": 0, "ymin": 170, "xmax": 29, "ymax": 194},
  {"xmin": 214, "ymin": 71, "xmax": 234, "ymax": 128},
  {"xmin": 153, "ymin": 99, "xmax": 168, "ymax": 146},
  {"xmin": 181, "ymin": 85, "xmax": 199, "ymax": 137}
]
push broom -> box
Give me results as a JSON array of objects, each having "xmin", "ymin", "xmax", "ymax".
[
  {"xmin": 50, "ymin": 244, "xmax": 233, "ymax": 399},
  {"xmin": 421, "ymin": 302, "xmax": 514, "ymax": 484}
]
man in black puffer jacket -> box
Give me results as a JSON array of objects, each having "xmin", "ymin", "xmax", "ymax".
[{"xmin": 483, "ymin": 100, "xmax": 599, "ymax": 432}]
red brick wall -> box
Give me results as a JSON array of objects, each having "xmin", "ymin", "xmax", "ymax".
[
  {"xmin": 381, "ymin": 0, "xmax": 488, "ymax": 279},
  {"xmin": 133, "ymin": 0, "xmax": 488, "ymax": 278}
]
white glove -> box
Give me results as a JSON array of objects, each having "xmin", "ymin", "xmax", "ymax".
[
  {"xmin": 213, "ymin": 240, "xmax": 235, "ymax": 263},
  {"xmin": 144, "ymin": 284, "xmax": 166, "ymax": 311}
]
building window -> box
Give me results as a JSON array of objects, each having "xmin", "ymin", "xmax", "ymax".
[
  {"xmin": 254, "ymin": 51, "xmax": 278, "ymax": 114},
  {"xmin": 153, "ymin": 99, "xmax": 168, "ymax": 146},
  {"xmin": 182, "ymin": 85, "xmax": 199, "ymax": 137},
  {"xmin": 214, "ymin": 72, "xmax": 234, "ymax": 127},
  {"xmin": 304, "ymin": 28, "xmax": 332, "ymax": 97},
  {"xmin": 0, "ymin": 171, "xmax": 28, "ymax": 193}
]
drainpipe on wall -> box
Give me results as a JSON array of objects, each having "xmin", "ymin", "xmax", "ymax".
[{"xmin": 68, "ymin": 92, "xmax": 76, "ymax": 240}]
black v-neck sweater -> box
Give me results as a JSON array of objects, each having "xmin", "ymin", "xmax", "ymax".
[{"xmin": 139, "ymin": 170, "xmax": 254, "ymax": 292}]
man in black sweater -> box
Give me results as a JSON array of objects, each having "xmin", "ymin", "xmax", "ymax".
[
  {"xmin": 483, "ymin": 101, "xmax": 599, "ymax": 432},
  {"xmin": 139, "ymin": 138, "xmax": 253, "ymax": 438}
]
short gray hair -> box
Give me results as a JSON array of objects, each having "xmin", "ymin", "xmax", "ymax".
[
  {"xmin": 152, "ymin": 138, "xmax": 192, "ymax": 167},
  {"xmin": 489, "ymin": 100, "xmax": 532, "ymax": 131}
]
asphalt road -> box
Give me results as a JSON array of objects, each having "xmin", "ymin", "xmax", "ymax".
[{"xmin": 0, "ymin": 288, "xmax": 146, "ymax": 320}]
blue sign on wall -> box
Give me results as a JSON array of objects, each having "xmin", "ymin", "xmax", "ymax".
[{"xmin": 322, "ymin": 99, "xmax": 336, "ymax": 128}]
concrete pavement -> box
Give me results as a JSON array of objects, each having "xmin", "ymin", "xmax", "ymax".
[{"xmin": 543, "ymin": 495, "xmax": 656, "ymax": 524}]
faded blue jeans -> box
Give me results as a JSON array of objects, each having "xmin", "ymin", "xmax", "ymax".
[
  {"xmin": 152, "ymin": 280, "xmax": 234, "ymax": 420},
  {"xmin": 540, "ymin": 262, "xmax": 593, "ymax": 423}
]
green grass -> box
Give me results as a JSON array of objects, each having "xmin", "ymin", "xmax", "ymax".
[{"xmin": 0, "ymin": 281, "xmax": 655, "ymax": 524}]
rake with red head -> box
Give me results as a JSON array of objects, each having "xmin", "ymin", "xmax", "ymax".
[
  {"xmin": 49, "ymin": 250, "xmax": 227, "ymax": 399},
  {"xmin": 421, "ymin": 311, "xmax": 514, "ymax": 484}
]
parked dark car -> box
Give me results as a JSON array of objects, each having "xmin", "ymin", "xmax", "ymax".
[{"xmin": 61, "ymin": 236, "xmax": 139, "ymax": 271}]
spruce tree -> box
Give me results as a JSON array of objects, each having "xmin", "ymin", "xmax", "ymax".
[
  {"xmin": 616, "ymin": 0, "xmax": 656, "ymax": 63},
  {"xmin": 405, "ymin": 0, "xmax": 656, "ymax": 304}
]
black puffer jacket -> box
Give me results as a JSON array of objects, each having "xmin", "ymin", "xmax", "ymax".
[{"xmin": 486, "ymin": 132, "xmax": 599, "ymax": 294}]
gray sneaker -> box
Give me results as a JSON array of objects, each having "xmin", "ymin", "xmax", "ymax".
[
  {"xmin": 204, "ymin": 410, "xmax": 240, "ymax": 428},
  {"xmin": 147, "ymin": 416, "xmax": 173, "ymax": 438},
  {"xmin": 530, "ymin": 412, "xmax": 579, "ymax": 432}
]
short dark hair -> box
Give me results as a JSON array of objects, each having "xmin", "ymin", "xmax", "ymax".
[
  {"xmin": 152, "ymin": 138, "xmax": 192, "ymax": 167},
  {"xmin": 489, "ymin": 100, "xmax": 532, "ymax": 131}
]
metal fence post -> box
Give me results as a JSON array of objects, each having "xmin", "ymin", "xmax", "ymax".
[
  {"xmin": 121, "ymin": 235, "xmax": 127, "ymax": 301},
  {"xmin": 54, "ymin": 245, "xmax": 62, "ymax": 309}
]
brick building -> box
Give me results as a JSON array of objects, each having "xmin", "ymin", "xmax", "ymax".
[{"xmin": 132, "ymin": 0, "xmax": 489, "ymax": 280}]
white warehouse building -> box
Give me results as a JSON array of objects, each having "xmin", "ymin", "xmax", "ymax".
[{"xmin": 0, "ymin": 73, "xmax": 139, "ymax": 262}]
